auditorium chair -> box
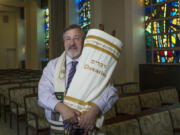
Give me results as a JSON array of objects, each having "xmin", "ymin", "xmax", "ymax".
[
  {"xmin": 160, "ymin": 87, "xmax": 179, "ymax": 106},
  {"xmin": 121, "ymin": 82, "xmax": 140, "ymax": 94},
  {"xmin": 169, "ymin": 106, "xmax": 180, "ymax": 134},
  {"xmin": 104, "ymin": 105, "xmax": 117, "ymax": 121},
  {"xmin": 0, "ymin": 82, "xmax": 20, "ymax": 122},
  {"xmin": 24, "ymin": 94, "xmax": 49, "ymax": 135},
  {"xmin": 138, "ymin": 111, "xmax": 174, "ymax": 135},
  {"xmin": 139, "ymin": 91, "xmax": 162, "ymax": 110},
  {"xmin": 8, "ymin": 86, "xmax": 36, "ymax": 135},
  {"xmin": 21, "ymin": 80, "xmax": 39, "ymax": 87},
  {"xmin": 97, "ymin": 118, "xmax": 141, "ymax": 135},
  {"xmin": 114, "ymin": 84, "xmax": 123, "ymax": 96},
  {"xmin": 116, "ymin": 95, "xmax": 141, "ymax": 116},
  {"xmin": 0, "ymin": 78, "xmax": 10, "ymax": 84}
]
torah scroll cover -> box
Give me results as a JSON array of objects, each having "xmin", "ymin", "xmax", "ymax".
[{"xmin": 64, "ymin": 29, "xmax": 123, "ymax": 113}]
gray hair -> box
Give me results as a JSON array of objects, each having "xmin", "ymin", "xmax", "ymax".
[{"xmin": 63, "ymin": 24, "xmax": 86, "ymax": 42}]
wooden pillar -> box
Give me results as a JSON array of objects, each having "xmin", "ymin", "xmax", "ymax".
[
  {"xmin": 49, "ymin": 0, "xmax": 66, "ymax": 59},
  {"xmin": 24, "ymin": 0, "xmax": 39, "ymax": 69}
]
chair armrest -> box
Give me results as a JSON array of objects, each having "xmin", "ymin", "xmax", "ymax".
[
  {"xmin": 161, "ymin": 103, "xmax": 173, "ymax": 106},
  {"xmin": 117, "ymin": 112, "xmax": 133, "ymax": 116},
  {"xmin": 10, "ymin": 100, "xmax": 18, "ymax": 107},
  {"xmin": 0, "ymin": 95, "xmax": 9, "ymax": 105},
  {"xmin": 141, "ymin": 107, "xmax": 152, "ymax": 111},
  {"xmin": 104, "ymin": 115, "xmax": 135, "ymax": 125},
  {"xmin": 9, "ymin": 100, "xmax": 18, "ymax": 114},
  {"xmin": 26, "ymin": 111, "xmax": 39, "ymax": 129}
]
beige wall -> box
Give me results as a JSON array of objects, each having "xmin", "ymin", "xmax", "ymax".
[
  {"xmin": 0, "ymin": 0, "xmax": 46, "ymax": 70},
  {"xmin": 91, "ymin": 0, "xmax": 146, "ymax": 83},
  {"xmin": 90, "ymin": 0, "xmax": 103, "ymax": 28},
  {"xmin": 0, "ymin": 9, "xmax": 19, "ymax": 69},
  {"xmin": 0, "ymin": 0, "xmax": 24, "ymax": 7},
  {"xmin": 102, "ymin": 0, "xmax": 126, "ymax": 84},
  {"xmin": 0, "ymin": 0, "xmax": 25, "ymax": 69}
]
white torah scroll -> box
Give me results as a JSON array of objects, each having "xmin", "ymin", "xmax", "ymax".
[{"xmin": 64, "ymin": 29, "xmax": 123, "ymax": 126}]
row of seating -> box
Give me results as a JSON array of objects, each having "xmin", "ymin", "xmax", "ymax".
[
  {"xmin": 0, "ymin": 80, "xmax": 39, "ymax": 121},
  {"xmin": 1, "ymin": 70, "xmax": 179, "ymax": 135},
  {"xmin": 115, "ymin": 82, "xmax": 140, "ymax": 95},
  {"xmin": 96, "ymin": 103, "xmax": 180, "ymax": 135},
  {"xmin": 0, "ymin": 69, "xmax": 49, "ymax": 135},
  {"xmin": 105, "ymin": 86, "xmax": 179, "ymax": 120}
]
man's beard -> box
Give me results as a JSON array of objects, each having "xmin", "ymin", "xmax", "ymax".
[
  {"xmin": 66, "ymin": 45, "xmax": 81, "ymax": 59},
  {"xmin": 67, "ymin": 51, "xmax": 81, "ymax": 59}
]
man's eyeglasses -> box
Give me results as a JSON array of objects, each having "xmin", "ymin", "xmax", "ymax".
[{"xmin": 64, "ymin": 36, "xmax": 82, "ymax": 42}]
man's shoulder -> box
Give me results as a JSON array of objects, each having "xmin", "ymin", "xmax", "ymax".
[
  {"xmin": 49, "ymin": 57, "xmax": 59, "ymax": 63},
  {"xmin": 44, "ymin": 56, "xmax": 61, "ymax": 71},
  {"xmin": 47, "ymin": 56, "xmax": 61, "ymax": 66}
]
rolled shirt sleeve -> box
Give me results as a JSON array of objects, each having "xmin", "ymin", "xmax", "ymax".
[{"xmin": 93, "ymin": 85, "xmax": 119, "ymax": 115}]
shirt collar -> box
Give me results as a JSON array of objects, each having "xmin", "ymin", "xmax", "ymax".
[{"xmin": 66, "ymin": 55, "xmax": 80, "ymax": 66}]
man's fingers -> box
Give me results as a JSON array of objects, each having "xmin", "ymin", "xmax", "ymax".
[
  {"xmin": 74, "ymin": 109, "xmax": 81, "ymax": 116},
  {"xmin": 63, "ymin": 117, "xmax": 77, "ymax": 123},
  {"xmin": 73, "ymin": 116, "xmax": 79, "ymax": 124},
  {"xmin": 89, "ymin": 125, "xmax": 94, "ymax": 131},
  {"xmin": 63, "ymin": 118, "xmax": 70, "ymax": 123},
  {"xmin": 83, "ymin": 129, "xmax": 88, "ymax": 135},
  {"xmin": 78, "ymin": 119, "xmax": 85, "ymax": 128}
]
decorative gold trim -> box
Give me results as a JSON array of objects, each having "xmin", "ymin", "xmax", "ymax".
[
  {"xmin": 86, "ymin": 35, "xmax": 121, "ymax": 53},
  {"xmin": 84, "ymin": 43, "xmax": 119, "ymax": 61},
  {"xmin": 65, "ymin": 96, "xmax": 95, "ymax": 106}
]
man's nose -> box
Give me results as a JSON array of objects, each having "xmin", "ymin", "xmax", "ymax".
[{"xmin": 69, "ymin": 38, "xmax": 75, "ymax": 45}]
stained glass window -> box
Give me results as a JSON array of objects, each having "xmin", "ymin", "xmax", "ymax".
[
  {"xmin": 145, "ymin": 0, "xmax": 180, "ymax": 64},
  {"xmin": 44, "ymin": 8, "xmax": 49, "ymax": 62},
  {"xmin": 77, "ymin": 0, "xmax": 91, "ymax": 32}
]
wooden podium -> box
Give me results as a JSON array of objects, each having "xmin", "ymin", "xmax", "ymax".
[{"xmin": 139, "ymin": 64, "xmax": 180, "ymax": 96}]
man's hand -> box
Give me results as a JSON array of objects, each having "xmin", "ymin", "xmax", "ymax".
[
  {"xmin": 78, "ymin": 104, "xmax": 100, "ymax": 134},
  {"xmin": 55, "ymin": 102, "xmax": 80, "ymax": 124}
]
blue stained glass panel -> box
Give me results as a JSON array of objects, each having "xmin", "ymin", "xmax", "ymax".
[
  {"xmin": 167, "ymin": 1, "xmax": 178, "ymax": 7},
  {"xmin": 79, "ymin": 0, "xmax": 91, "ymax": 31},
  {"xmin": 161, "ymin": 57, "xmax": 165, "ymax": 63},
  {"xmin": 176, "ymin": 51, "xmax": 180, "ymax": 63},
  {"xmin": 153, "ymin": 35, "xmax": 168, "ymax": 48},
  {"xmin": 43, "ymin": 8, "xmax": 49, "ymax": 61},
  {"xmin": 146, "ymin": 36, "xmax": 152, "ymax": 48},
  {"xmin": 170, "ymin": 11, "xmax": 176, "ymax": 16},
  {"xmin": 152, "ymin": 5, "xmax": 167, "ymax": 19},
  {"xmin": 152, "ymin": 0, "xmax": 165, "ymax": 4},
  {"xmin": 145, "ymin": 0, "xmax": 179, "ymax": 64},
  {"xmin": 146, "ymin": 51, "xmax": 152, "ymax": 63},
  {"xmin": 153, "ymin": 50, "xmax": 180, "ymax": 63},
  {"xmin": 145, "ymin": 7, "xmax": 151, "ymax": 16},
  {"xmin": 167, "ymin": 33, "xmax": 180, "ymax": 48},
  {"xmin": 153, "ymin": 51, "xmax": 158, "ymax": 63}
]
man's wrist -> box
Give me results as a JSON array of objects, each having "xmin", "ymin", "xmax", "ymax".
[
  {"xmin": 54, "ymin": 102, "xmax": 64, "ymax": 113},
  {"xmin": 89, "ymin": 104, "xmax": 101, "ymax": 117}
]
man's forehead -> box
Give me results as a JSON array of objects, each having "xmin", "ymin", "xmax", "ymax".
[{"xmin": 65, "ymin": 28, "xmax": 81, "ymax": 34}]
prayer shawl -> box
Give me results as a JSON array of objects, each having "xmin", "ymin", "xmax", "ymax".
[{"xmin": 52, "ymin": 29, "xmax": 123, "ymax": 130}]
